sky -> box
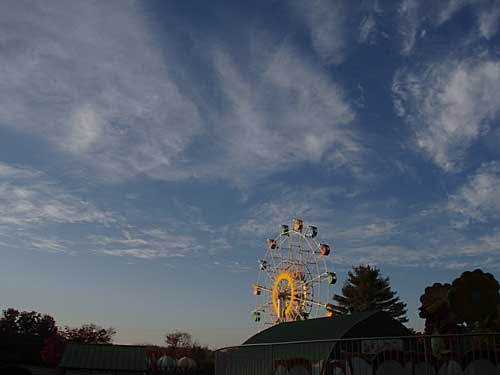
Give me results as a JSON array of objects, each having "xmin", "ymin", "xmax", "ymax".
[{"xmin": 1, "ymin": 0, "xmax": 500, "ymax": 349}]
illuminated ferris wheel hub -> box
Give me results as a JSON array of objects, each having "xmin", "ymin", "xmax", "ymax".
[{"xmin": 252, "ymin": 218, "xmax": 337, "ymax": 325}]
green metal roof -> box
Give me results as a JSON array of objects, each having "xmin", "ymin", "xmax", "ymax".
[
  {"xmin": 60, "ymin": 343, "xmax": 147, "ymax": 371},
  {"xmin": 216, "ymin": 312, "xmax": 411, "ymax": 374},
  {"xmin": 243, "ymin": 310, "xmax": 410, "ymax": 345}
]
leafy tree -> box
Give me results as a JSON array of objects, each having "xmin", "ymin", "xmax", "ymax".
[
  {"xmin": 36, "ymin": 314, "xmax": 58, "ymax": 338},
  {"xmin": 0, "ymin": 308, "xmax": 57, "ymax": 338},
  {"xmin": 161, "ymin": 331, "xmax": 213, "ymax": 374},
  {"xmin": 165, "ymin": 330, "xmax": 193, "ymax": 350},
  {"xmin": 0, "ymin": 308, "xmax": 20, "ymax": 335},
  {"xmin": 62, "ymin": 324, "xmax": 116, "ymax": 344},
  {"xmin": 333, "ymin": 265, "xmax": 408, "ymax": 323}
]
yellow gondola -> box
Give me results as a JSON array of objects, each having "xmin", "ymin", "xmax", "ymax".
[{"xmin": 293, "ymin": 218, "xmax": 303, "ymax": 232}]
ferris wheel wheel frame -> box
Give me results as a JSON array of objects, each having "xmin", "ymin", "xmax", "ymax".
[{"xmin": 253, "ymin": 220, "xmax": 334, "ymax": 325}]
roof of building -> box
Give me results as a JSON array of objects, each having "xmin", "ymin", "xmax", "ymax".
[
  {"xmin": 216, "ymin": 311, "xmax": 411, "ymax": 374},
  {"xmin": 59, "ymin": 343, "xmax": 147, "ymax": 371},
  {"xmin": 243, "ymin": 310, "xmax": 411, "ymax": 345}
]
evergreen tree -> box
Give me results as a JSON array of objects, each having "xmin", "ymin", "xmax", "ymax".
[{"xmin": 333, "ymin": 265, "xmax": 408, "ymax": 323}]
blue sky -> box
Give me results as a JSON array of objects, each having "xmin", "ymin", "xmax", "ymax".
[{"xmin": 1, "ymin": 0, "xmax": 500, "ymax": 348}]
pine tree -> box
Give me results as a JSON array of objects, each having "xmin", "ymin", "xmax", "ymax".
[{"xmin": 333, "ymin": 265, "xmax": 408, "ymax": 323}]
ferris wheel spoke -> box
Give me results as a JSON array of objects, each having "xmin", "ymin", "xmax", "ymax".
[
  {"xmin": 260, "ymin": 264, "xmax": 276, "ymax": 281},
  {"xmin": 253, "ymin": 301, "xmax": 273, "ymax": 312},
  {"xmin": 303, "ymin": 272, "xmax": 329, "ymax": 285},
  {"xmin": 293, "ymin": 295, "xmax": 328, "ymax": 308},
  {"xmin": 254, "ymin": 284, "xmax": 273, "ymax": 293}
]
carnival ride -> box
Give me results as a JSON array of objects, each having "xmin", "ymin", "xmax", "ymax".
[
  {"xmin": 252, "ymin": 218, "xmax": 337, "ymax": 325},
  {"xmin": 419, "ymin": 269, "xmax": 500, "ymax": 335}
]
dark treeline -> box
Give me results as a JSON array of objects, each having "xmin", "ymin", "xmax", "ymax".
[{"xmin": 0, "ymin": 307, "xmax": 214, "ymax": 371}]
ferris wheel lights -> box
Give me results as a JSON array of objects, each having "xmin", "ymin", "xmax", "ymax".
[
  {"xmin": 272, "ymin": 272, "xmax": 296, "ymax": 318},
  {"xmin": 267, "ymin": 239, "xmax": 277, "ymax": 249},
  {"xmin": 326, "ymin": 272, "xmax": 337, "ymax": 285},
  {"xmin": 305, "ymin": 225, "xmax": 318, "ymax": 238},
  {"xmin": 280, "ymin": 225, "xmax": 289, "ymax": 236},
  {"xmin": 325, "ymin": 304, "xmax": 336, "ymax": 317},
  {"xmin": 320, "ymin": 243, "xmax": 330, "ymax": 256},
  {"xmin": 293, "ymin": 219, "xmax": 304, "ymax": 232}
]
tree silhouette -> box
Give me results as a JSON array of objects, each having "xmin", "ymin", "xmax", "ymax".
[
  {"xmin": 0, "ymin": 308, "xmax": 20, "ymax": 335},
  {"xmin": 333, "ymin": 265, "xmax": 408, "ymax": 323},
  {"xmin": 62, "ymin": 324, "xmax": 116, "ymax": 344},
  {"xmin": 0, "ymin": 308, "xmax": 57, "ymax": 338},
  {"xmin": 165, "ymin": 330, "xmax": 193, "ymax": 356},
  {"xmin": 165, "ymin": 330, "xmax": 192, "ymax": 348}
]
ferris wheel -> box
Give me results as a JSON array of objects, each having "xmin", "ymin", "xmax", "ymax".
[{"xmin": 252, "ymin": 218, "xmax": 337, "ymax": 325}]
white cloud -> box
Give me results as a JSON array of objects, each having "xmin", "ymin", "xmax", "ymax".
[
  {"xmin": 0, "ymin": 161, "xmax": 117, "ymax": 254},
  {"xmin": 359, "ymin": 14, "xmax": 377, "ymax": 45},
  {"xmin": 31, "ymin": 239, "xmax": 68, "ymax": 253},
  {"xmin": 100, "ymin": 248, "xmax": 186, "ymax": 260},
  {"xmin": 0, "ymin": 1, "xmax": 363, "ymax": 185},
  {"xmin": 91, "ymin": 227, "xmax": 201, "ymax": 259},
  {"xmin": 345, "ymin": 245, "xmax": 427, "ymax": 267},
  {"xmin": 437, "ymin": 0, "xmax": 476, "ymax": 25},
  {"xmin": 238, "ymin": 186, "xmax": 336, "ymax": 238},
  {"xmin": 398, "ymin": 0, "xmax": 420, "ymax": 55},
  {"xmin": 465, "ymin": 231, "xmax": 500, "ymax": 256},
  {"xmin": 64, "ymin": 104, "xmax": 104, "ymax": 154},
  {"xmin": 290, "ymin": 0, "xmax": 348, "ymax": 65},
  {"xmin": 209, "ymin": 42, "xmax": 360, "ymax": 183},
  {"xmin": 397, "ymin": 0, "xmax": 499, "ymax": 55},
  {"xmin": 0, "ymin": 162, "xmax": 112, "ymax": 226},
  {"xmin": 0, "ymin": 1, "xmax": 201, "ymax": 182},
  {"xmin": 448, "ymin": 162, "xmax": 500, "ymax": 223},
  {"xmin": 91, "ymin": 216, "xmax": 230, "ymax": 260},
  {"xmin": 335, "ymin": 221, "xmax": 398, "ymax": 241},
  {"xmin": 478, "ymin": 2, "xmax": 500, "ymax": 39},
  {"xmin": 393, "ymin": 59, "xmax": 500, "ymax": 170}
]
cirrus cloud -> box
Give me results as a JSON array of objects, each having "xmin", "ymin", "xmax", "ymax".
[{"xmin": 393, "ymin": 58, "xmax": 500, "ymax": 171}]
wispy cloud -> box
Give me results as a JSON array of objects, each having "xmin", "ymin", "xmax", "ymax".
[
  {"xmin": 238, "ymin": 186, "xmax": 336, "ymax": 238},
  {"xmin": 208, "ymin": 42, "xmax": 361, "ymax": 183},
  {"xmin": 289, "ymin": 0, "xmax": 348, "ymax": 65},
  {"xmin": 447, "ymin": 162, "xmax": 500, "ymax": 224},
  {"xmin": 92, "ymin": 226, "xmax": 230, "ymax": 260},
  {"xmin": 392, "ymin": 59, "xmax": 500, "ymax": 170},
  {"xmin": 358, "ymin": 14, "xmax": 377, "ymax": 45},
  {"xmin": 478, "ymin": 2, "xmax": 500, "ymax": 39},
  {"xmin": 398, "ymin": 0, "xmax": 420, "ymax": 55},
  {"xmin": 0, "ymin": 1, "xmax": 201, "ymax": 182},
  {"xmin": 396, "ymin": 0, "xmax": 500, "ymax": 55},
  {"xmin": 0, "ymin": 162, "xmax": 112, "ymax": 226},
  {"xmin": 0, "ymin": 162, "xmax": 225, "ymax": 260},
  {"xmin": 30, "ymin": 239, "xmax": 69, "ymax": 254},
  {"xmin": 0, "ymin": 161, "xmax": 115, "ymax": 254},
  {"xmin": 335, "ymin": 221, "xmax": 398, "ymax": 241},
  {"xmin": 0, "ymin": 1, "xmax": 364, "ymax": 186},
  {"xmin": 289, "ymin": 0, "xmax": 385, "ymax": 61}
]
